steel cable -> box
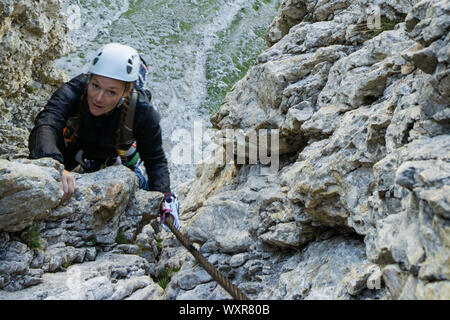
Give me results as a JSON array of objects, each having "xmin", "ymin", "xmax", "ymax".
[{"xmin": 164, "ymin": 215, "xmax": 249, "ymax": 300}]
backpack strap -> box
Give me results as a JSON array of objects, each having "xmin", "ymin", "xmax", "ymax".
[{"xmin": 121, "ymin": 89, "xmax": 138, "ymax": 146}]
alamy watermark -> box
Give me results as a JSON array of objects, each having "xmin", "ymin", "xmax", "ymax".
[
  {"xmin": 61, "ymin": 4, "xmax": 383, "ymax": 178},
  {"xmin": 366, "ymin": 5, "xmax": 381, "ymax": 30},
  {"xmin": 169, "ymin": 121, "xmax": 280, "ymax": 175},
  {"xmin": 65, "ymin": 4, "xmax": 81, "ymax": 31}
]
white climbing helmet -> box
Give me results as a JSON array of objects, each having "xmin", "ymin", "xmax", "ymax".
[{"xmin": 89, "ymin": 43, "xmax": 140, "ymax": 82}]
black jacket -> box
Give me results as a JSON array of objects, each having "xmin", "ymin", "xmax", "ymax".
[{"xmin": 28, "ymin": 73, "xmax": 171, "ymax": 193}]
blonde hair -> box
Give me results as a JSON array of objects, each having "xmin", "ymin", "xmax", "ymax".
[
  {"xmin": 69, "ymin": 79, "xmax": 134, "ymax": 156},
  {"xmin": 115, "ymin": 82, "xmax": 133, "ymax": 152}
]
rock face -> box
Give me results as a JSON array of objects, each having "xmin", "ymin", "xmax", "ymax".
[
  {"xmin": 0, "ymin": 0, "xmax": 72, "ymax": 161},
  {"xmin": 0, "ymin": 160, "xmax": 165, "ymax": 298},
  {"xmin": 176, "ymin": 0, "xmax": 449, "ymax": 300},
  {"xmin": 0, "ymin": 0, "xmax": 449, "ymax": 300},
  {"xmin": 0, "ymin": 158, "xmax": 63, "ymax": 232}
]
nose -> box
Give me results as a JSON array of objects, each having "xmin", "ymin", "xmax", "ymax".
[{"xmin": 94, "ymin": 90, "xmax": 105, "ymax": 103}]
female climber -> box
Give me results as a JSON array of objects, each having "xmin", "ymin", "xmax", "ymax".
[{"xmin": 28, "ymin": 42, "xmax": 180, "ymax": 230}]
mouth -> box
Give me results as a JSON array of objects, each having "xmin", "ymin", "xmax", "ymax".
[{"xmin": 90, "ymin": 102, "xmax": 105, "ymax": 111}]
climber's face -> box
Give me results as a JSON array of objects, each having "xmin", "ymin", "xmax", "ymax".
[{"xmin": 87, "ymin": 75, "xmax": 127, "ymax": 116}]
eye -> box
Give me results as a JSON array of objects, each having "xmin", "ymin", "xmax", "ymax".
[{"xmin": 107, "ymin": 90, "xmax": 117, "ymax": 97}]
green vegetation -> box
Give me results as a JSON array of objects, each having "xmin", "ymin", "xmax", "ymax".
[
  {"xmin": 155, "ymin": 238, "xmax": 163, "ymax": 255},
  {"xmin": 179, "ymin": 20, "xmax": 196, "ymax": 33},
  {"xmin": 115, "ymin": 229, "xmax": 129, "ymax": 244},
  {"xmin": 253, "ymin": 1, "xmax": 261, "ymax": 11},
  {"xmin": 200, "ymin": 1, "xmax": 279, "ymax": 115},
  {"xmin": 25, "ymin": 84, "xmax": 36, "ymax": 94},
  {"xmin": 122, "ymin": 0, "xmax": 142, "ymax": 18},
  {"xmin": 367, "ymin": 17, "xmax": 403, "ymax": 38},
  {"xmin": 86, "ymin": 236, "xmax": 97, "ymax": 246},
  {"xmin": 136, "ymin": 243, "xmax": 149, "ymax": 254},
  {"xmin": 155, "ymin": 266, "xmax": 181, "ymax": 289},
  {"xmin": 20, "ymin": 223, "xmax": 42, "ymax": 250}
]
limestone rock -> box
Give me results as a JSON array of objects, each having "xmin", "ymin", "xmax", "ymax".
[
  {"xmin": 0, "ymin": 253, "xmax": 163, "ymax": 300},
  {"xmin": 266, "ymin": 0, "xmax": 307, "ymax": 46},
  {"xmin": 1, "ymin": 0, "xmax": 449, "ymax": 301},
  {"xmin": 0, "ymin": 158, "xmax": 63, "ymax": 232},
  {"xmin": 405, "ymin": 0, "xmax": 450, "ymax": 46},
  {"xmin": 42, "ymin": 165, "xmax": 138, "ymax": 247},
  {"xmin": 0, "ymin": 0, "xmax": 72, "ymax": 101},
  {"xmin": 119, "ymin": 189, "xmax": 164, "ymax": 243},
  {"xmin": 261, "ymin": 237, "xmax": 386, "ymax": 300}
]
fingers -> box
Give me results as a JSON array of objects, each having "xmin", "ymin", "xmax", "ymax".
[
  {"xmin": 60, "ymin": 176, "xmax": 68, "ymax": 204},
  {"xmin": 60, "ymin": 170, "xmax": 76, "ymax": 205}
]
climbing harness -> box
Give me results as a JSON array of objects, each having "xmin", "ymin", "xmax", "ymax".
[{"xmin": 163, "ymin": 214, "xmax": 249, "ymax": 300}]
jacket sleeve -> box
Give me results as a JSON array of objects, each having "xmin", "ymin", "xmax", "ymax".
[
  {"xmin": 134, "ymin": 94, "xmax": 171, "ymax": 193},
  {"xmin": 28, "ymin": 74, "xmax": 89, "ymax": 164}
]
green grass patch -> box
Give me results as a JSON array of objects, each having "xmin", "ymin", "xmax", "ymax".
[
  {"xmin": 25, "ymin": 84, "xmax": 36, "ymax": 94},
  {"xmin": 155, "ymin": 238, "xmax": 163, "ymax": 255},
  {"xmin": 199, "ymin": 1, "xmax": 279, "ymax": 115},
  {"xmin": 367, "ymin": 17, "xmax": 403, "ymax": 38},
  {"xmin": 86, "ymin": 236, "xmax": 97, "ymax": 246},
  {"xmin": 116, "ymin": 229, "xmax": 130, "ymax": 244},
  {"xmin": 20, "ymin": 223, "xmax": 42, "ymax": 250},
  {"xmin": 155, "ymin": 266, "xmax": 181, "ymax": 289}
]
